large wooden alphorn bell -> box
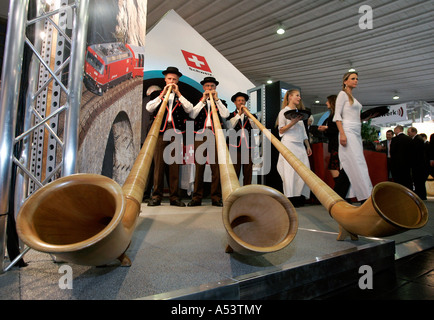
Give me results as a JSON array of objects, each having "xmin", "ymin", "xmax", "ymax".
[
  {"xmin": 242, "ymin": 107, "xmax": 428, "ymax": 240},
  {"xmin": 208, "ymin": 95, "xmax": 298, "ymax": 255},
  {"xmin": 16, "ymin": 87, "xmax": 174, "ymax": 266}
]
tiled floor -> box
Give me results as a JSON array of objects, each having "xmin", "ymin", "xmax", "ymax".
[
  {"xmin": 318, "ymin": 247, "xmax": 434, "ymax": 300},
  {"xmin": 3, "ymin": 198, "xmax": 432, "ymax": 300}
]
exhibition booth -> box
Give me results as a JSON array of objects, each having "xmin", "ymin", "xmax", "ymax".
[{"xmin": 0, "ymin": 1, "xmax": 432, "ymax": 301}]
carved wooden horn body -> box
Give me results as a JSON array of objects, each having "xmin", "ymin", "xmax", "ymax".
[
  {"xmin": 242, "ymin": 107, "xmax": 428, "ymax": 240},
  {"xmin": 209, "ymin": 95, "xmax": 298, "ymax": 255},
  {"xmin": 16, "ymin": 87, "xmax": 173, "ymax": 266}
]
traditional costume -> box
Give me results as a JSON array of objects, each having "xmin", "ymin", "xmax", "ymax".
[
  {"xmin": 146, "ymin": 67, "xmax": 193, "ymax": 206},
  {"xmin": 226, "ymin": 92, "xmax": 258, "ymax": 185},
  {"xmin": 188, "ymin": 77, "xmax": 229, "ymax": 206}
]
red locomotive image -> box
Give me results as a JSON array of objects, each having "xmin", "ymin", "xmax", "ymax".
[{"xmin": 83, "ymin": 42, "xmax": 145, "ymax": 95}]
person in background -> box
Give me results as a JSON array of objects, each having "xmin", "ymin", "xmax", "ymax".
[
  {"xmin": 407, "ymin": 127, "xmax": 429, "ymax": 200},
  {"xmin": 429, "ymin": 133, "xmax": 434, "ymax": 177},
  {"xmin": 332, "ymin": 72, "xmax": 372, "ymax": 202},
  {"xmin": 276, "ymin": 89, "xmax": 312, "ymax": 207},
  {"xmin": 390, "ymin": 125, "xmax": 412, "ymax": 190},
  {"xmin": 318, "ymin": 95, "xmax": 340, "ymax": 183},
  {"xmin": 420, "ymin": 133, "xmax": 431, "ymax": 176},
  {"xmin": 307, "ymin": 115, "xmax": 314, "ymax": 143},
  {"xmin": 420, "ymin": 133, "xmax": 429, "ymax": 144},
  {"xmin": 376, "ymin": 129, "xmax": 394, "ymax": 179}
]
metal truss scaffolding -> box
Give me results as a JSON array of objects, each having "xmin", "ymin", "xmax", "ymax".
[{"xmin": 0, "ymin": 0, "xmax": 89, "ymax": 272}]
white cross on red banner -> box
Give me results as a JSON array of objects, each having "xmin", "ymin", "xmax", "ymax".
[{"xmin": 181, "ymin": 50, "xmax": 212, "ymax": 73}]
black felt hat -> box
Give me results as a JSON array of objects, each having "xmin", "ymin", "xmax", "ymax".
[
  {"xmin": 231, "ymin": 92, "xmax": 249, "ymax": 102},
  {"xmin": 200, "ymin": 76, "xmax": 219, "ymax": 86},
  {"xmin": 162, "ymin": 66, "xmax": 183, "ymax": 77}
]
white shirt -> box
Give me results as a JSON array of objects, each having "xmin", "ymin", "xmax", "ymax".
[
  {"xmin": 387, "ymin": 139, "xmax": 391, "ymax": 158},
  {"xmin": 146, "ymin": 93, "xmax": 193, "ymax": 121},
  {"xmin": 228, "ymin": 112, "xmax": 257, "ymax": 130},
  {"xmin": 278, "ymin": 107, "xmax": 308, "ymax": 142},
  {"xmin": 333, "ymin": 91, "xmax": 362, "ymax": 125},
  {"xmin": 189, "ymin": 99, "xmax": 230, "ymax": 126}
]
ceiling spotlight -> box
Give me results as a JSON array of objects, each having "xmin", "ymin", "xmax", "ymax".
[
  {"xmin": 393, "ymin": 95, "xmax": 400, "ymax": 100},
  {"xmin": 276, "ymin": 25, "xmax": 285, "ymax": 35},
  {"xmin": 315, "ymin": 99, "xmax": 320, "ymax": 104},
  {"xmin": 347, "ymin": 61, "xmax": 356, "ymax": 72},
  {"xmin": 267, "ymin": 79, "xmax": 273, "ymax": 84}
]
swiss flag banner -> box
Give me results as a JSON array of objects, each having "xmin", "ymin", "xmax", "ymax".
[{"xmin": 181, "ymin": 50, "xmax": 212, "ymax": 73}]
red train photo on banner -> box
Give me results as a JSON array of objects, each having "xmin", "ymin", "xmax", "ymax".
[{"xmin": 83, "ymin": 42, "xmax": 145, "ymax": 95}]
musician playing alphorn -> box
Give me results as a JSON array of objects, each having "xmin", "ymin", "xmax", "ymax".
[
  {"xmin": 146, "ymin": 67, "xmax": 193, "ymax": 207},
  {"xmin": 226, "ymin": 92, "xmax": 258, "ymax": 186},
  {"xmin": 188, "ymin": 77, "xmax": 229, "ymax": 207}
]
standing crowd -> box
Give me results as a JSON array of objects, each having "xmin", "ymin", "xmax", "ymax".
[{"xmin": 385, "ymin": 125, "xmax": 430, "ymax": 200}]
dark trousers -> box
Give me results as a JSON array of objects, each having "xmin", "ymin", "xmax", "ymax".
[
  {"xmin": 152, "ymin": 133, "xmax": 181, "ymax": 202},
  {"xmin": 231, "ymin": 148, "xmax": 253, "ymax": 186},
  {"xmin": 333, "ymin": 169, "xmax": 351, "ymax": 199},
  {"xmin": 392, "ymin": 167, "xmax": 412, "ymax": 190},
  {"xmin": 387, "ymin": 157, "xmax": 392, "ymax": 179},
  {"xmin": 192, "ymin": 133, "xmax": 221, "ymax": 202},
  {"xmin": 412, "ymin": 169, "xmax": 428, "ymax": 200}
]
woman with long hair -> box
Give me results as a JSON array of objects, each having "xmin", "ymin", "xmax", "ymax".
[
  {"xmin": 332, "ymin": 72, "xmax": 372, "ymax": 202},
  {"xmin": 318, "ymin": 95, "xmax": 340, "ymax": 181},
  {"xmin": 276, "ymin": 89, "xmax": 312, "ymax": 207}
]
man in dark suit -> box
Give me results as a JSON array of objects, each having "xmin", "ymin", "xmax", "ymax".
[
  {"xmin": 146, "ymin": 67, "xmax": 193, "ymax": 206},
  {"xmin": 420, "ymin": 133, "xmax": 431, "ymax": 175},
  {"xmin": 407, "ymin": 127, "xmax": 429, "ymax": 200},
  {"xmin": 390, "ymin": 125, "xmax": 412, "ymax": 190},
  {"xmin": 187, "ymin": 77, "xmax": 229, "ymax": 207},
  {"xmin": 226, "ymin": 92, "xmax": 257, "ymax": 186},
  {"xmin": 376, "ymin": 129, "xmax": 394, "ymax": 179}
]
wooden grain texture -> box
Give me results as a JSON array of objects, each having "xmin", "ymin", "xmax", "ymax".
[
  {"xmin": 16, "ymin": 87, "xmax": 174, "ymax": 266},
  {"xmin": 122, "ymin": 86, "xmax": 172, "ymax": 204},
  {"xmin": 243, "ymin": 107, "xmax": 428, "ymax": 240},
  {"xmin": 209, "ymin": 96, "xmax": 298, "ymax": 255}
]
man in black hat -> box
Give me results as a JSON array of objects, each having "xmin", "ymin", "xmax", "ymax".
[
  {"xmin": 227, "ymin": 92, "xmax": 258, "ymax": 186},
  {"xmin": 146, "ymin": 67, "xmax": 193, "ymax": 206},
  {"xmin": 187, "ymin": 77, "xmax": 229, "ymax": 207}
]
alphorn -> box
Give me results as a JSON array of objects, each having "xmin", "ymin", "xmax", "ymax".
[
  {"xmin": 242, "ymin": 106, "xmax": 428, "ymax": 240},
  {"xmin": 16, "ymin": 86, "xmax": 174, "ymax": 266},
  {"xmin": 208, "ymin": 94, "xmax": 298, "ymax": 255}
]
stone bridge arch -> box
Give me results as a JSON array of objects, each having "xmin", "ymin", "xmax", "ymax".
[
  {"xmin": 78, "ymin": 78, "xmax": 142, "ymax": 186},
  {"xmin": 101, "ymin": 111, "xmax": 135, "ymax": 185}
]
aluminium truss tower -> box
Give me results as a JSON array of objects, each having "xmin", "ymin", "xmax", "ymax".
[{"xmin": 0, "ymin": 0, "xmax": 89, "ymax": 272}]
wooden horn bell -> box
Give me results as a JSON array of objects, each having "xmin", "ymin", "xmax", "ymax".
[
  {"xmin": 209, "ymin": 95, "xmax": 298, "ymax": 255},
  {"xmin": 16, "ymin": 87, "xmax": 174, "ymax": 266},
  {"xmin": 242, "ymin": 107, "xmax": 428, "ymax": 240}
]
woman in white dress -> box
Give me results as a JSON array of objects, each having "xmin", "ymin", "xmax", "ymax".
[
  {"xmin": 276, "ymin": 89, "xmax": 312, "ymax": 207},
  {"xmin": 333, "ymin": 72, "xmax": 372, "ymax": 202}
]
